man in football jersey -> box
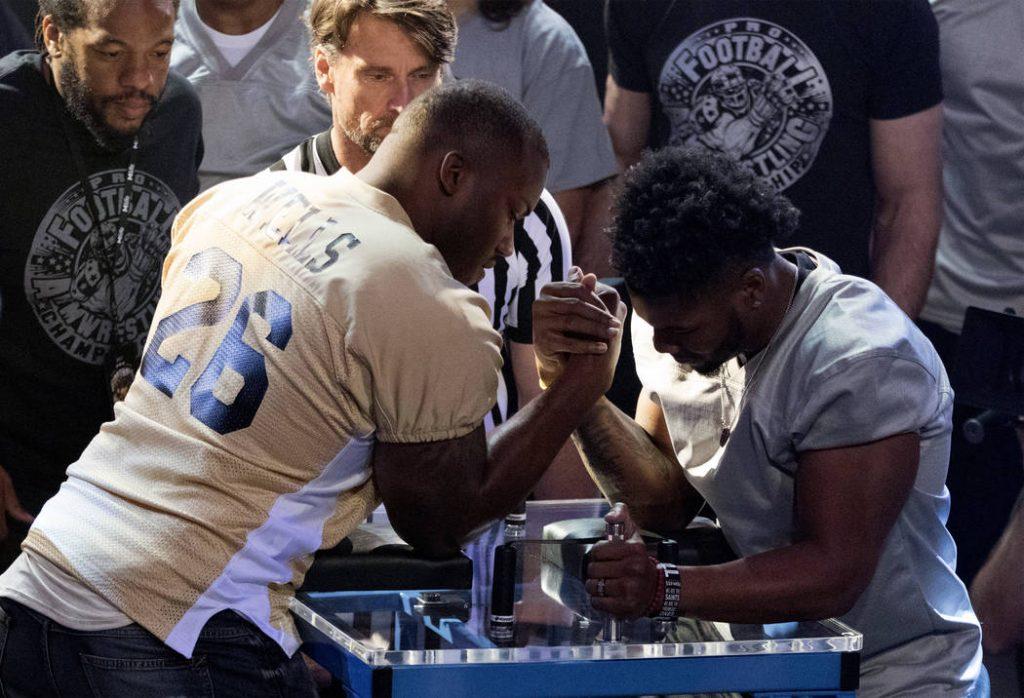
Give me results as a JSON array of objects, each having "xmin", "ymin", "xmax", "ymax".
[
  {"xmin": 271, "ymin": 0, "xmax": 592, "ymax": 497},
  {"xmin": 0, "ymin": 80, "xmax": 623, "ymax": 694}
]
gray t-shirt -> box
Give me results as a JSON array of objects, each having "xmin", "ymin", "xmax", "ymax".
[
  {"xmin": 921, "ymin": 0, "xmax": 1024, "ymax": 333},
  {"xmin": 633, "ymin": 250, "xmax": 982, "ymax": 696},
  {"xmin": 171, "ymin": 0, "xmax": 332, "ymax": 191},
  {"xmin": 452, "ymin": 0, "xmax": 617, "ymax": 193}
]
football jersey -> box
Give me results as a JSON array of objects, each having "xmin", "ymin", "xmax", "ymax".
[
  {"xmin": 21, "ymin": 169, "xmax": 503, "ymax": 657},
  {"xmin": 270, "ymin": 131, "xmax": 573, "ymax": 430}
]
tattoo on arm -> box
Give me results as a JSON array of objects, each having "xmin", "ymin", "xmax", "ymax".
[{"xmin": 572, "ymin": 398, "xmax": 698, "ymax": 530}]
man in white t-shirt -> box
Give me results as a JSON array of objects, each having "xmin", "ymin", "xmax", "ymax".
[
  {"xmin": 171, "ymin": 0, "xmax": 332, "ymax": 190},
  {"xmin": 533, "ymin": 148, "xmax": 986, "ymax": 696}
]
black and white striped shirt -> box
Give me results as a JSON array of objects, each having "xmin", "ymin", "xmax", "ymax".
[{"xmin": 270, "ymin": 131, "xmax": 573, "ymax": 428}]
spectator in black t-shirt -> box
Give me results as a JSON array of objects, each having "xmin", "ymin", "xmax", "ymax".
[
  {"xmin": 0, "ymin": 0, "xmax": 202, "ymax": 570},
  {"xmin": 604, "ymin": 0, "xmax": 943, "ymax": 319}
]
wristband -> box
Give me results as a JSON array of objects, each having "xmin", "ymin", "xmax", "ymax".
[{"xmin": 652, "ymin": 563, "xmax": 681, "ymax": 621}]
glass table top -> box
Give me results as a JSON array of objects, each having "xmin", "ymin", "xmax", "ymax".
[{"xmin": 292, "ymin": 539, "xmax": 861, "ymax": 667}]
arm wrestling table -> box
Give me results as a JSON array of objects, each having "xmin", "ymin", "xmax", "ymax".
[{"xmin": 292, "ymin": 501, "xmax": 862, "ymax": 697}]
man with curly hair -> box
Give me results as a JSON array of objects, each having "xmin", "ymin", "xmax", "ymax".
[{"xmin": 532, "ymin": 148, "xmax": 986, "ymax": 696}]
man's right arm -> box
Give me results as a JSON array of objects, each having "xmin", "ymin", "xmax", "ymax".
[
  {"xmin": 573, "ymin": 393, "xmax": 702, "ymax": 532},
  {"xmin": 531, "ymin": 277, "xmax": 702, "ymax": 532},
  {"xmin": 603, "ymin": 0, "xmax": 654, "ymax": 173},
  {"xmin": 970, "ymin": 424, "xmax": 1024, "ymax": 654}
]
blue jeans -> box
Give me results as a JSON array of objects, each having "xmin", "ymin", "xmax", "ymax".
[{"xmin": 0, "ymin": 598, "xmax": 316, "ymax": 697}]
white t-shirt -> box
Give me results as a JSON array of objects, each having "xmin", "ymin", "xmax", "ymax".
[
  {"xmin": 921, "ymin": 0, "xmax": 1024, "ymax": 333},
  {"xmin": 452, "ymin": 0, "xmax": 617, "ymax": 193},
  {"xmin": 202, "ymin": 7, "xmax": 280, "ymax": 67},
  {"xmin": 171, "ymin": 0, "xmax": 332, "ymax": 190}
]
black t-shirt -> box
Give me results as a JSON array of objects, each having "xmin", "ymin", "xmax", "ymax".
[
  {"xmin": 606, "ymin": 0, "xmax": 942, "ymax": 279},
  {"xmin": 0, "ymin": 51, "xmax": 203, "ymax": 510}
]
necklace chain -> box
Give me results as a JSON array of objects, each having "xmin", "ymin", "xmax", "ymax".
[{"xmin": 718, "ymin": 268, "xmax": 798, "ymax": 447}]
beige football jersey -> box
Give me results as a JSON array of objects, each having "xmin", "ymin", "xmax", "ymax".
[{"xmin": 23, "ymin": 169, "xmax": 502, "ymax": 657}]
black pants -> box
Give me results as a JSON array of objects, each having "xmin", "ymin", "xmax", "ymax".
[{"xmin": 918, "ymin": 319, "xmax": 1024, "ymax": 586}]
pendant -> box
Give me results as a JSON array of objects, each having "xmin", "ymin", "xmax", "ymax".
[
  {"xmin": 719, "ymin": 427, "xmax": 731, "ymax": 447},
  {"xmin": 106, "ymin": 343, "xmax": 138, "ymax": 404}
]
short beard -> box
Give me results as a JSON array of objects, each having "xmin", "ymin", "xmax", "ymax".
[
  {"xmin": 341, "ymin": 115, "xmax": 395, "ymax": 156},
  {"xmin": 692, "ymin": 313, "xmax": 746, "ymax": 377},
  {"xmin": 58, "ymin": 57, "xmax": 157, "ymax": 151}
]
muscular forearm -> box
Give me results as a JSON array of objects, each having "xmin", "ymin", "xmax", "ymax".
[
  {"xmin": 604, "ymin": 76, "xmax": 649, "ymax": 172},
  {"xmin": 677, "ymin": 541, "xmax": 865, "ymax": 623},
  {"xmin": 377, "ymin": 360, "xmax": 612, "ymax": 558},
  {"xmin": 572, "ymin": 397, "xmax": 697, "ymax": 531},
  {"xmin": 467, "ymin": 360, "xmax": 609, "ymax": 532},
  {"xmin": 870, "ymin": 194, "xmax": 940, "ymax": 319},
  {"xmin": 970, "ymin": 489, "xmax": 1024, "ymax": 654}
]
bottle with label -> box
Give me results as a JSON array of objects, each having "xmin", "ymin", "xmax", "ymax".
[
  {"xmin": 489, "ymin": 542, "xmax": 517, "ymax": 645},
  {"xmin": 503, "ymin": 499, "xmax": 527, "ymax": 541}
]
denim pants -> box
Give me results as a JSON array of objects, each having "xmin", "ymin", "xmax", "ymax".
[{"xmin": 0, "ymin": 598, "xmax": 317, "ymax": 697}]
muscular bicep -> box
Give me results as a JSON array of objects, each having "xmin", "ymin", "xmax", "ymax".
[
  {"xmin": 372, "ymin": 425, "xmax": 487, "ymax": 558},
  {"xmin": 795, "ymin": 432, "xmax": 920, "ymax": 597},
  {"xmin": 635, "ymin": 391, "xmax": 676, "ymax": 462}
]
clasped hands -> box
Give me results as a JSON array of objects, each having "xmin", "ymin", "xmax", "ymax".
[{"xmin": 531, "ymin": 266, "xmax": 627, "ymax": 401}]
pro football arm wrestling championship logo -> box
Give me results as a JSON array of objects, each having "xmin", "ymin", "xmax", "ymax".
[
  {"xmin": 659, "ymin": 19, "xmax": 833, "ymax": 191},
  {"xmin": 24, "ymin": 170, "xmax": 179, "ymax": 369}
]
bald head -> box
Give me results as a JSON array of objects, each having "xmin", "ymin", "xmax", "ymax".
[
  {"xmin": 395, "ymin": 79, "xmax": 548, "ymax": 169},
  {"xmin": 357, "ymin": 80, "xmax": 549, "ymax": 286}
]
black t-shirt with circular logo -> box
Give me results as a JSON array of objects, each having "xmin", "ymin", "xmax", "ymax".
[
  {"xmin": 0, "ymin": 51, "xmax": 203, "ymax": 512},
  {"xmin": 606, "ymin": 0, "xmax": 942, "ymax": 279}
]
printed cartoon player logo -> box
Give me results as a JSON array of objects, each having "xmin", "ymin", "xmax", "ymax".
[
  {"xmin": 24, "ymin": 170, "xmax": 180, "ymax": 365},
  {"xmin": 659, "ymin": 18, "xmax": 833, "ymax": 191}
]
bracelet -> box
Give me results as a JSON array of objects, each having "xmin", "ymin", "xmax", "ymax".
[
  {"xmin": 643, "ymin": 556, "xmax": 665, "ymax": 617},
  {"xmin": 652, "ymin": 563, "xmax": 681, "ymax": 621}
]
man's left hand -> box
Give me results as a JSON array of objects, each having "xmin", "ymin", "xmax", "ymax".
[{"xmin": 585, "ymin": 502, "xmax": 660, "ymax": 619}]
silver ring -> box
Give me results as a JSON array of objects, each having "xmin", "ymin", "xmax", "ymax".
[{"xmin": 595, "ymin": 578, "xmax": 606, "ymax": 597}]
